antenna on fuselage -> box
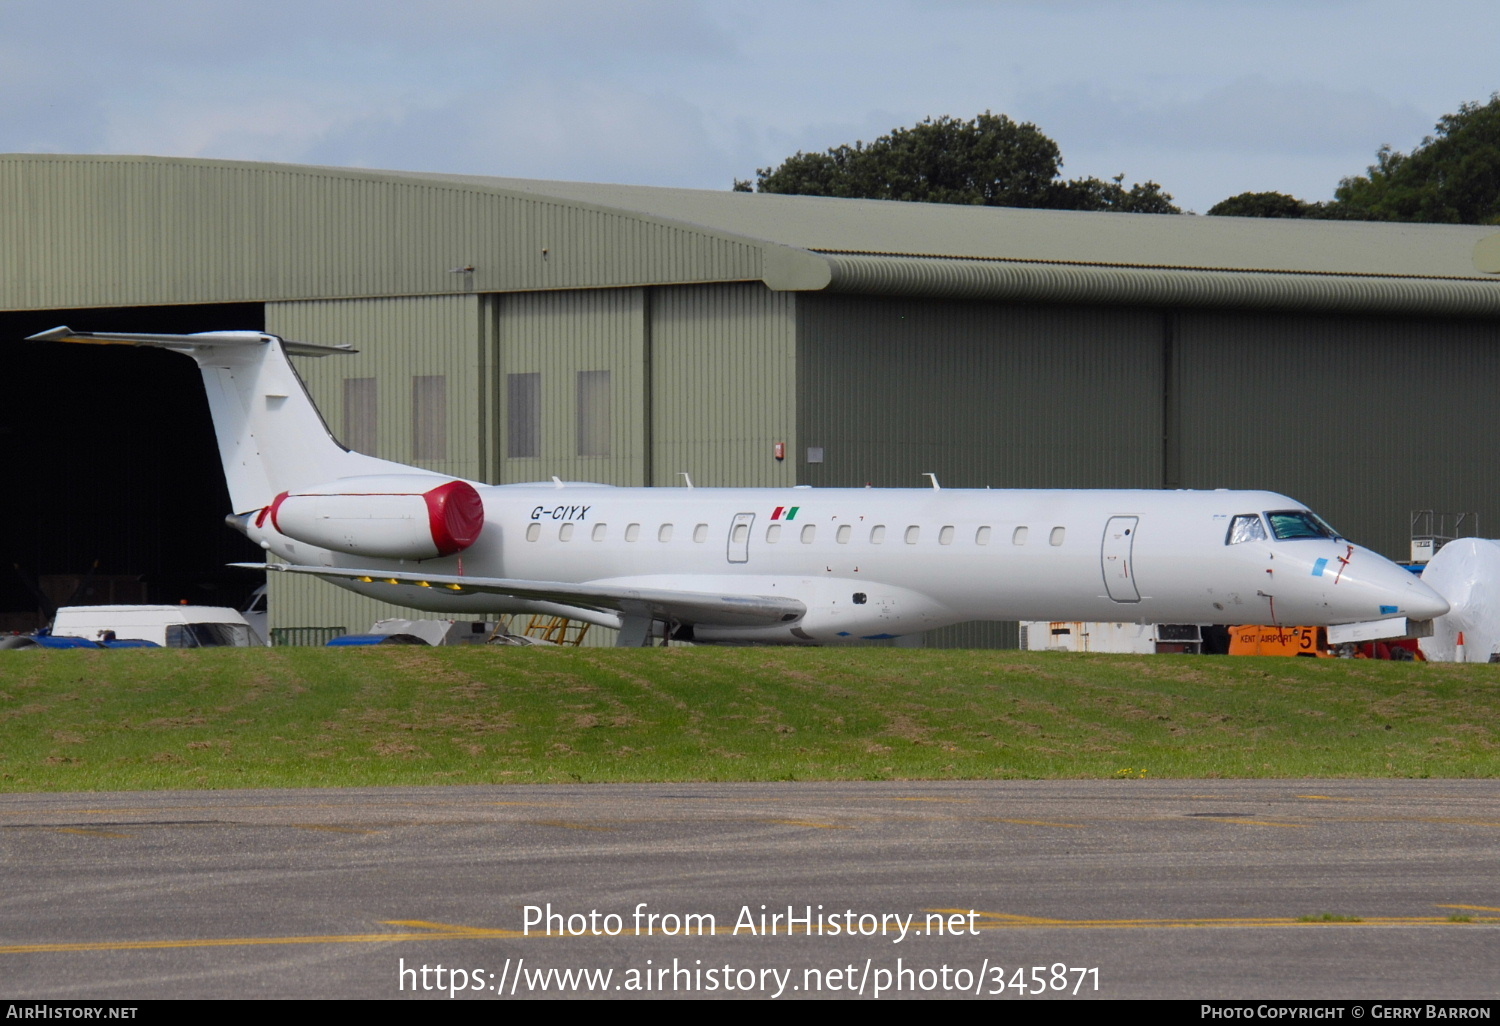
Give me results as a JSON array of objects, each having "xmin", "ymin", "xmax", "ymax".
[
  {"xmin": 679, "ymin": 472, "xmax": 694, "ymax": 489},
  {"xmin": 922, "ymin": 473, "xmax": 941, "ymax": 490}
]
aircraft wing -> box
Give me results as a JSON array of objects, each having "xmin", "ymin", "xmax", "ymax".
[{"xmin": 240, "ymin": 563, "xmax": 806, "ymax": 629}]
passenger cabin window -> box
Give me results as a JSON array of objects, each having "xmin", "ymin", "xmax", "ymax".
[
  {"xmin": 1226, "ymin": 514, "xmax": 1268, "ymax": 545},
  {"xmin": 559, "ymin": 523, "xmax": 574, "ymax": 541},
  {"xmin": 525, "ymin": 523, "xmax": 541, "ymax": 542},
  {"xmin": 871, "ymin": 525, "xmax": 886, "ymax": 544},
  {"xmin": 905, "ymin": 526, "xmax": 920, "ymax": 544},
  {"xmin": 658, "ymin": 524, "xmax": 673, "ymax": 543},
  {"xmin": 625, "ymin": 523, "xmax": 640, "ymax": 542},
  {"xmin": 1266, "ymin": 510, "xmax": 1340, "ymax": 541},
  {"xmin": 1049, "ymin": 526, "xmax": 1066, "ymax": 546},
  {"xmin": 836, "ymin": 525, "xmax": 851, "ymax": 544},
  {"xmin": 1012, "ymin": 526, "xmax": 1028, "ymax": 545},
  {"xmin": 592, "ymin": 523, "xmax": 607, "ymax": 541},
  {"xmin": 939, "ymin": 526, "xmax": 954, "ymax": 545},
  {"xmin": 976, "ymin": 526, "xmax": 992, "ymax": 545},
  {"xmin": 766, "ymin": 524, "xmax": 782, "ymax": 543},
  {"xmin": 801, "ymin": 524, "xmax": 816, "ymax": 544},
  {"xmin": 693, "ymin": 524, "xmax": 708, "ymax": 543},
  {"xmin": 732, "ymin": 524, "xmax": 749, "ymax": 544}
]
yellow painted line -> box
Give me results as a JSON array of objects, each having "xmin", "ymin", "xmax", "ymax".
[
  {"xmin": 384, "ymin": 920, "xmax": 513, "ymax": 933},
  {"xmin": 943, "ymin": 908, "xmax": 1491, "ymax": 930},
  {"xmin": 1211, "ymin": 818, "xmax": 1307, "ymax": 829},
  {"xmin": 890, "ymin": 797, "xmax": 975, "ymax": 803},
  {"xmin": 1298, "ymin": 795, "xmax": 1364, "ymax": 802},
  {"xmin": 529, "ymin": 819, "xmax": 615, "ymax": 832},
  {"xmin": 965, "ymin": 914, "xmax": 1456, "ymax": 930},
  {"xmin": 764, "ymin": 819, "xmax": 848, "ymax": 830},
  {"xmin": 0, "ymin": 925, "xmax": 521, "ymax": 956},
  {"xmin": 54, "ymin": 828, "xmax": 130, "ymax": 838},
  {"xmin": 8, "ymin": 905, "xmax": 1491, "ymax": 956},
  {"xmin": 941, "ymin": 909, "xmax": 1064, "ymax": 925},
  {"xmin": 979, "ymin": 818, "xmax": 1084, "ymax": 829},
  {"xmin": 291, "ymin": 825, "xmax": 379, "ymax": 835}
]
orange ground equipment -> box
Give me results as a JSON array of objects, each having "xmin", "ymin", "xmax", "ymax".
[{"xmin": 1228, "ymin": 625, "xmax": 1423, "ymax": 659}]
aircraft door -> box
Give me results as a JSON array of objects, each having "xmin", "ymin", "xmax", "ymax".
[
  {"xmin": 1101, "ymin": 516, "xmax": 1141, "ymax": 602},
  {"xmin": 727, "ymin": 512, "xmax": 754, "ymax": 564}
]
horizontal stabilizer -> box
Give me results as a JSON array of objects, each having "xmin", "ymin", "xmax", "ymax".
[
  {"xmin": 26, "ymin": 324, "xmax": 400, "ymax": 511},
  {"xmin": 24, "ymin": 326, "xmax": 357, "ymax": 357},
  {"xmin": 238, "ymin": 563, "xmax": 807, "ymax": 629}
]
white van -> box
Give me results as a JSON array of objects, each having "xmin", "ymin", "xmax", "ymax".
[{"xmin": 50, "ymin": 605, "xmax": 258, "ymax": 648}]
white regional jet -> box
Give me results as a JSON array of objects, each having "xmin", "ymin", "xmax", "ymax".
[{"xmin": 27, "ymin": 327, "xmax": 1449, "ymax": 646}]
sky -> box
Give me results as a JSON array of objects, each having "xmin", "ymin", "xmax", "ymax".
[{"xmin": 2, "ymin": 0, "xmax": 1496, "ymax": 214}]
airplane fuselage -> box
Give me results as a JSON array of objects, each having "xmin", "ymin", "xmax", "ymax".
[{"xmin": 245, "ymin": 483, "xmax": 1443, "ymax": 644}]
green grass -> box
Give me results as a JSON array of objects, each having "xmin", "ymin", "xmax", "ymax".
[
  {"xmin": 1296, "ymin": 913, "xmax": 1364, "ymax": 923},
  {"xmin": 1, "ymin": 647, "xmax": 1498, "ymax": 791}
]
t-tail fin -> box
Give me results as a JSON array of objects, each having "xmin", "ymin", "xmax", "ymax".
[{"xmin": 24, "ymin": 327, "xmax": 428, "ymax": 512}]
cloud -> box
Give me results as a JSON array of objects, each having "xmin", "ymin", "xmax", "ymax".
[
  {"xmin": 0, "ymin": 0, "xmax": 739, "ymax": 162},
  {"xmin": 3, "ymin": 0, "xmax": 1496, "ymax": 214},
  {"xmin": 1031, "ymin": 76, "xmax": 1432, "ymax": 160},
  {"xmin": 286, "ymin": 79, "xmax": 728, "ymax": 187}
]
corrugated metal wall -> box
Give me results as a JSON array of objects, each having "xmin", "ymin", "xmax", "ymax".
[
  {"xmin": 1173, "ymin": 311, "xmax": 1500, "ymax": 560},
  {"xmin": 263, "ymin": 294, "xmax": 489, "ymax": 633},
  {"xmin": 0, "ymin": 157, "xmax": 767, "ymax": 311},
  {"xmin": 495, "ymin": 288, "xmax": 647, "ymax": 486},
  {"xmin": 649, "ymin": 283, "xmax": 798, "ymax": 487},
  {"xmin": 794, "ymin": 295, "xmax": 1165, "ymax": 649},
  {"xmin": 795, "ymin": 295, "xmax": 1165, "ymax": 489}
]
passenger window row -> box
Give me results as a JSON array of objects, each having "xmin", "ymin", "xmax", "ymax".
[
  {"xmin": 525, "ymin": 521, "xmax": 1067, "ymax": 546},
  {"xmin": 526, "ymin": 522, "xmax": 711, "ymax": 543}
]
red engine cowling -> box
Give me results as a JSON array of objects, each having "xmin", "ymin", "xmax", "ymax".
[{"xmin": 260, "ymin": 476, "xmax": 484, "ymax": 560}]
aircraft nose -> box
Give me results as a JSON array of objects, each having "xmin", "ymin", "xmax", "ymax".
[
  {"xmin": 1404, "ymin": 577, "xmax": 1450, "ymax": 621},
  {"xmin": 1331, "ymin": 548, "xmax": 1450, "ymax": 623},
  {"xmin": 1364, "ymin": 558, "xmax": 1449, "ymax": 621}
]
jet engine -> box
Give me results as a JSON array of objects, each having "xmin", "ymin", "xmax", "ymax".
[{"xmin": 260, "ymin": 475, "xmax": 484, "ymax": 561}]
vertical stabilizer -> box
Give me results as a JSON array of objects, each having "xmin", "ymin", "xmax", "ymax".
[{"xmin": 24, "ymin": 327, "xmax": 430, "ymax": 512}]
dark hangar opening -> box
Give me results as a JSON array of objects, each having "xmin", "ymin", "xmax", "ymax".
[{"xmin": 0, "ymin": 304, "xmax": 266, "ymax": 630}]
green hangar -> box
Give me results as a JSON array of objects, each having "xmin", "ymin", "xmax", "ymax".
[{"xmin": 4, "ymin": 153, "xmax": 1499, "ymax": 644}]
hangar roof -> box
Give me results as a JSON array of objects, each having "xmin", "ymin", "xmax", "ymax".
[
  {"xmin": 397, "ymin": 169, "xmax": 1499, "ymax": 281},
  {"xmin": 5, "ymin": 154, "xmax": 1500, "ymax": 316}
]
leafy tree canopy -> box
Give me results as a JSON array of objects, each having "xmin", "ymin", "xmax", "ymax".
[
  {"xmin": 738, "ymin": 112, "xmax": 1179, "ymax": 214},
  {"xmin": 1208, "ymin": 95, "xmax": 1500, "ymax": 224},
  {"xmin": 1206, "ymin": 191, "xmax": 1318, "ymax": 218},
  {"xmin": 1333, "ymin": 95, "xmax": 1500, "ymax": 224}
]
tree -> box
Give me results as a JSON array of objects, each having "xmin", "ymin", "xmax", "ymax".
[
  {"xmin": 1206, "ymin": 191, "xmax": 1317, "ymax": 218},
  {"xmin": 1331, "ymin": 95, "xmax": 1500, "ymax": 224},
  {"xmin": 1050, "ymin": 174, "xmax": 1181, "ymax": 215},
  {"xmin": 743, "ymin": 112, "xmax": 1180, "ymax": 214}
]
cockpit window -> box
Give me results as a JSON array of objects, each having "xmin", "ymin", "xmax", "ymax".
[
  {"xmin": 1226, "ymin": 514, "xmax": 1268, "ymax": 544},
  {"xmin": 1265, "ymin": 509, "xmax": 1341, "ymax": 541}
]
